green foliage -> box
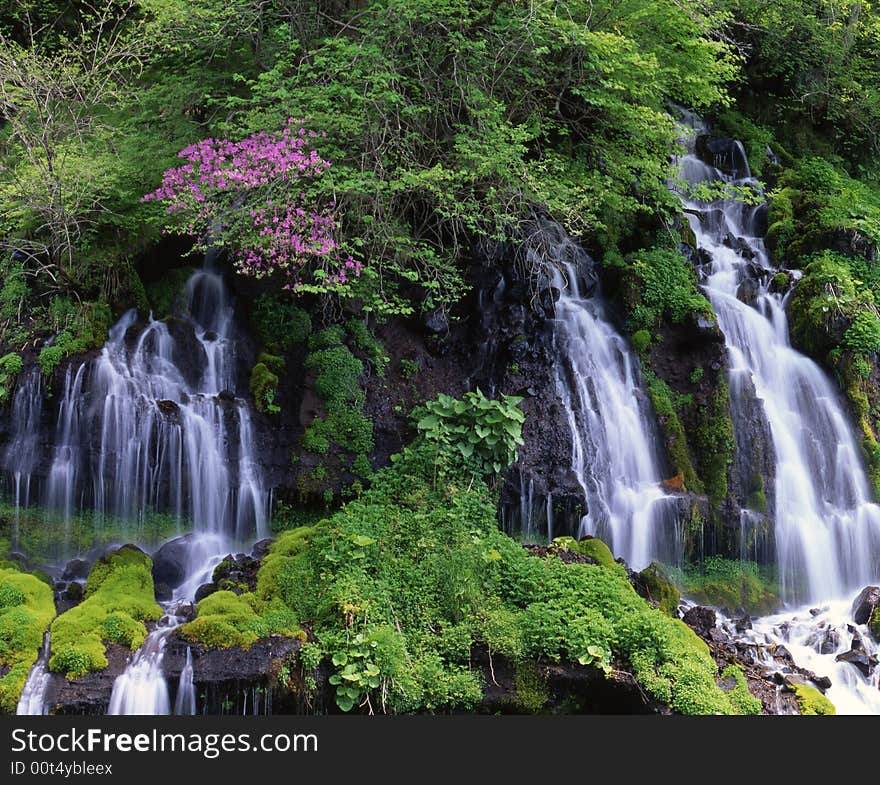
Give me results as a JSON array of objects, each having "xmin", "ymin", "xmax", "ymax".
[
  {"xmin": 676, "ymin": 557, "xmax": 780, "ymax": 615},
  {"xmin": 251, "ymin": 294, "xmax": 311, "ymax": 353},
  {"xmin": 624, "ymin": 247, "xmax": 715, "ymax": 333},
  {"xmin": 789, "ymin": 251, "xmax": 872, "ymax": 358},
  {"xmin": 399, "ymin": 358, "xmax": 420, "ymax": 380},
  {"xmin": 0, "ymin": 353, "xmax": 23, "ymax": 405},
  {"xmin": 631, "ymin": 329, "xmax": 652, "ymax": 355},
  {"xmin": 0, "ymin": 566, "xmax": 55, "ymax": 713},
  {"xmin": 869, "ymin": 608, "xmax": 880, "ymax": 643},
  {"xmin": 416, "ymin": 390, "xmax": 525, "ymax": 478},
  {"xmin": 35, "ymin": 300, "xmax": 112, "ymax": 378},
  {"xmin": 302, "ymin": 326, "xmax": 374, "ymax": 476},
  {"xmin": 792, "ymin": 683, "xmax": 835, "ymax": 716},
  {"xmin": 843, "ymin": 311, "xmax": 880, "ymax": 358},
  {"xmin": 252, "ymin": 438, "xmax": 756, "ymax": 714},
  {"xmin": 50, "ymin": 545, "xmax": 162, "ymax": 678},
  {"xmin": 227, "ymin": 0, "xmax": 735, "ymax": 311},
  {"xmin": 716, "ymin": 110, "xmax": 777, "ymax": 177}
]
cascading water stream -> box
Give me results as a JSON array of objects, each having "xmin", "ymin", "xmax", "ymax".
[
  {"xmin": 677, "ymin": 119, "xmax": 880, "ymax": 712},
  {"xmin": 534, "ymin": 224, "xmax": 679, "ymax": 569},
  {"xmin": 16, "ymin": 633, "xmax": 51, "ymax": 715}
]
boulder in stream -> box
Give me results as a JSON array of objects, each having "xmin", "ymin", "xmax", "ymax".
[{"xmin": 852, "ymin": 586, "xmax": 880, "ymax": 626}]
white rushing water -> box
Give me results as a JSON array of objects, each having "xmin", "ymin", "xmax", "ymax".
[
  {"xmin": 679, "ymin": 130, "xmax": 880, "ymax": 603},
  {"xmin": 16, "ymin": 633, "xmax": 51, "ymax": 715},
  {"xmin": 678, "ymin": 120, "xmax": 880, "ymax": 712},
  {"xmin": 532, "ymin": 225, "xmax": 678, "ymax": 569}
]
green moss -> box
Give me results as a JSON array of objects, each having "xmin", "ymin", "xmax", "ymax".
[
  {"xmin": 179, "ymin": 590, "xmax": 303, "ymax": 650},
  {"xmin": 0, "ymin": 567, "xmax": 56, "ymax": 713},
  {"xmin": 638, "ymin": 562, "xmax": 680, "ymax": 617},
  {"xmin": 306, "ymin": 346, "xmax": 364, "ymax": 408},
  {"xmin": 644, "ymin": 371, "xmax": 702, "ymax": 493},
  {"xmin": 257, "ymin": 352, "xmax": 285, "ymax": 377},
  {"xmin": 869, "ymin": 607, "xmax": 880, "ymax": 643},
  {"xmin": 251, "ymin": 294, "xmax": 311, "ymax": 352},
  {"xmin": 719, "ymin": 665, "xmax": 762, "ymax": 715},
  {"xmin": 514, "ymin": 662, "xmax": 549, "ymax": 713},
  {"xmin": 36, "ymin": 301, "xmax": 112, "ymax": 379},
  {"xmin": 0, "ymin": 352, "xmax": 23, "ymax": 405},
  {"xmin": 249, "ymin": 362, "xmax": 280, "ymax": 414},
  {"xmin": 793, "ymin": 683, "xmax": 835, "ymax": 715},
  {"xmin": 50, "ymin": 545, "xmax": 162, "ymax": 678},
  {"xmin": 552, "ymin": 536, "xmax": 619, "ymax": 571},
  {"xmin": 145, "ymin": 266, "xmax": 194, "ymax": 318},
  {"xmin": 631, "ymin": 329, "xmax": 652, "ymax": 355},
  {"xmin": 346, "ymin": 319, "xmax": 388, "ymax": 375},
  {"xmin": 399, "ymin": 358, "xmax": 420, "ymax": 380},
  {"xmin": 693, "ymin": 382, "xmax": 734, "ymax": 504}
]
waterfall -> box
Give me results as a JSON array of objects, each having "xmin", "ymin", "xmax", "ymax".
[
  {"xmin": 5, "ymin": 265, "xmax": 269, "ymax": 545},
  {"xmin": 678, "ymin": 128, "xmax": 880, "ymax": 604},
  {"xmin": 677, "ymin": 118, "xmax": 880, "ymax": 713},
  {"xmin": 16, "ymin": 632, "xmax": 51, "ymax": 715},
  {"xmin": 3, "ymin": 367, "xmax": 43, "ymax": 544},
  {"xmin": 173, "ymin": 647, "xmax": 196, "ymax": 715},
  {"xmin": 533, "ymin": 224, "xmax": 679, "ymax": 569}
]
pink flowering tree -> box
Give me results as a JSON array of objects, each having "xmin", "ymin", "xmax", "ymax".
[{"xmin": 143, "ymin": 119, "xmax": 360, "ymax": 290}]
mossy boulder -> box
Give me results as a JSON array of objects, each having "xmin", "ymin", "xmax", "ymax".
[
  {"xmin": 637, "ymin": 562, "xmax": 681, "ymax": 617},
  {"xmin": 552, "ymin": 536, "xmax": 617, "ymax": 570},
  {"xmin": 792, "ymin": 683, "xmax": 835, "ymax": 715},
  {"xmin": 0, "ymin": 567, "xmax": 56, "ymax": 713},
  {"xmin": 180, "ymin": 589, "xmax": 303, "ymax": 651},
  {"xmin": 50, "ymin": 545, "xmax": 162, "ymax": 678}
]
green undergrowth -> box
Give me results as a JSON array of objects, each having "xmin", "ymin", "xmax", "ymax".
[
  {"xmin": 210, "ymin": 437, "xmax": 763, "ymax": 715},
  {"xmin": 49, "ymin": 545, "xmax": 162, "ymax": 678},
  {"xmin": 792, "ymin": 683, "xmax": 835, "ymax": 716},
  {"xmin": 670, "ymin": 557, "xmax": 780, "ymax": 615},
  {"xmin": 37, "ymin": 301, "xmax": 112, "ymax": 378},
  {"xmin": 0, "ymin": 566, "xmax": 56, "ymax": 713}
]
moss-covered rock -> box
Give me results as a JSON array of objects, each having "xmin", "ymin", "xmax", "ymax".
[
  {"xmin": 249, "ymin": 362, "xmax": 280, "ymax": 414},
  {"xmin": 552, "ymin": 536, "xmax": 618, "ymax": 570},
  {"xmin": 179, "ymin": 590, "xmax": 303, "ymax": 650},
  {"xmin": 0, "ymin": 567, "xmax": 56, "ymax": 713},
  {"xmin": 638, "ymin": 562, "xmax": 681, "ymax": 617},
  {"xmin": 718, "ymin": 664, "xmax": 762, "ymax": 715},
  {"xmin": 49, "ymin": 545, "xmax": 162, "ymax": 678},
  {"xmin": 792, "ymin": 683, "xmax": 836, "ymax": 715}
]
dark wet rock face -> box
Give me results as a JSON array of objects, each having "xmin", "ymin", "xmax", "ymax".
[
  {"xmin": 212, "ymin": 553, "xmax": 260, "ymax": 595},
  {"xmin": 62, "ymin": 558, "xmax": 90, "ymax": 581},
  {"xmin": 694, "ymin": 135, "xmax": 750, "ymax": 178},
  {"xmin": 45, "ymin": 645, "xmax": 131, "ymax": 715},
  {"xmin": 852, "ymin": 586, "xmax": 880, "ymax": 625},
  {"xmin": 151, "ymin": 534, "xmax": 196, "ymax": 589}
]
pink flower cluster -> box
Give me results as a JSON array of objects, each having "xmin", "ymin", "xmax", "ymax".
[{"xmin": 143, "ymin": 120, "xmax": 358, "ymax": 289}]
